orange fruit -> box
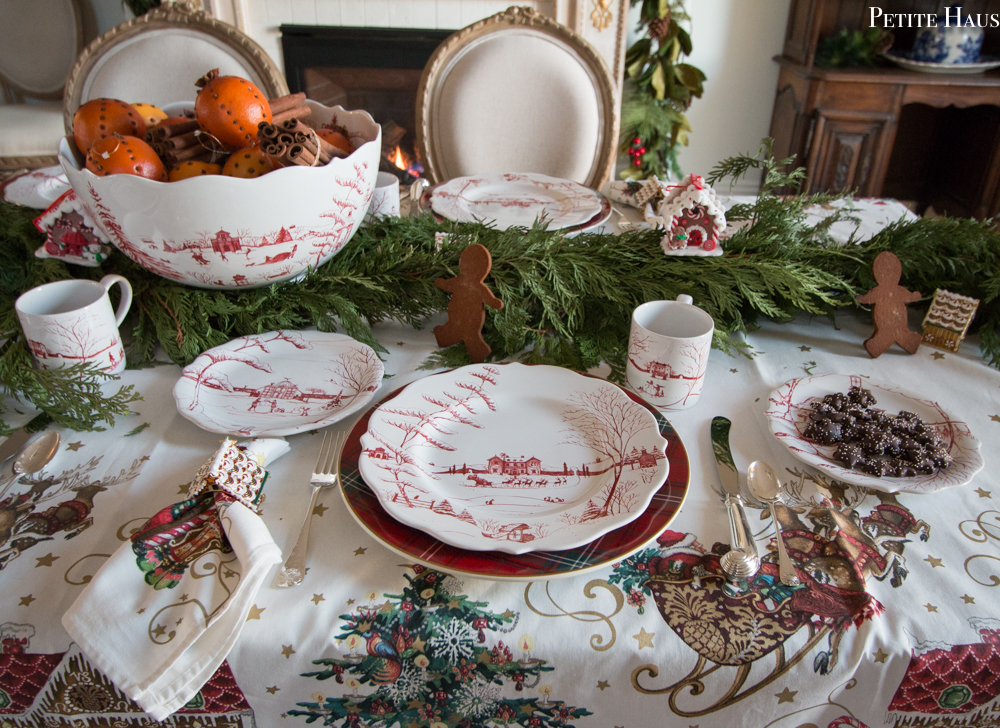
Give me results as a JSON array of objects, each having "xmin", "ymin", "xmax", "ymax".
[
  {"xmin": 168, "ymin": 160, "xmax": 222, "ymax": 181},
  {"xmin": 195, "ymin": 70, "xmax": 271, "ymax": 150},
  {"xmin": 222, "ymin": 147, "xmax": 274, "ymax": 178},
  {"xmin": 131, "ymin": 102, "xmax": 168, "ymax": 127},
  {"xmin": 86, "ymin": 134, "xmax": 166, "ymax": 181},
  {"xmin": 317, "ymin": 128, "xmax": 352, "ymax": 155},
  {"xmin": 73, "ymin": 98, "xmax": 146, "ymax": 155}
]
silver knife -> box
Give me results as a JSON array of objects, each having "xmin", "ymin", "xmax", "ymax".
[
  {"xmin": 0, "ymin": 429, "xmax": 33, "ymax": 464},
  {"xmin": 711, "ymin": 417, "xmax": 760, "ymax": 580}
]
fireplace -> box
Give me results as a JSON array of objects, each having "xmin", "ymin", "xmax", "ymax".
[{"xmin": 280, "ymin": 25, "xmax": 454, "ymax": 180}]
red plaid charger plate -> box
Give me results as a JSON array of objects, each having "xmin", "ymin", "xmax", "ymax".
[{"xmin": 338, "ymin": 379, "xmax": 690, "ymax": 580}]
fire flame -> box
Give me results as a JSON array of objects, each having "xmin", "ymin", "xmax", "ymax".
[{"xmin": 392, "ymin": 146, "xmax": 406, "ymax": 170}]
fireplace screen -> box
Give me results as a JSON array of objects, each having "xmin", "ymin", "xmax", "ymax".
[{"xmin": 280, "ymin": 25, "xmax": 453, "ymax": 180}]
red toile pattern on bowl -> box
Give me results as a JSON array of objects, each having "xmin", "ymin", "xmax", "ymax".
[{"xmin": 57, "ymin": 103, "xmax": 380, "ymax": 289}]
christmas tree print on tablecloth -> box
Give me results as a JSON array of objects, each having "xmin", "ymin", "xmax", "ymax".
[{"xmin": 289, "ymin": 566, "xmax": 592, "ymax": 727}]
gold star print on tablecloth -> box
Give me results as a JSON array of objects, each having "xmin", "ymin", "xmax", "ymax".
[
  {"xmin": 925, "ymin": 604, "xmax": 938, "ymax": 613},
  {"xmin": 354, "ymin": 547, "xmax": 366, "ymax": 555},
  {"xmin": 597, "ymin": 680, "xmax": 609, "ymax": 690},
  {"xmin": 976, "ymin": 487, "xmax": 992, "ymax": 498},
  {"xmin": 152, "ymin": 624, "xmax": 167, "ymax": 637},
  {"xmin": 633, "ymin": 628, "xmax": 654, "ymax": 649},
  {"xmin": 177, "ymin": 483, "xmax": 189, "ymax": 495},
  {"xmin": 799, "ymin": 345, "xmax": 811, "ymax": 351},
  {"xmin": 411, "ymin": 636, "xmax": 426, "ymax": 652},
  {"xmin": 991, "ymin": 415, "xmax": 1000, "ymax": 423},
  {"xmin": 281, "ymin": 645, "xmax": 295, "ymax": 658},
  {"xmin": 502, "ymin": 609, "xmax": 514, "ymax": 619},
  {"xmin": 34, "ymin": 553, "xmax": 58, "ymax": 567},
  {"xmin": 931, "ymin": 352, "xmax": 945, "ymax": 360},
  {"xmin": 137, "ymin": 608, "xmax": 145, "ymax": 615},
  {"xmin": 266, "ymin": 686, "xmax": 280, "ymax": 694},
  {"xmin": 312, "ymin": 502, "xmax": 328, "ymax": 517},
  {"xmin": 873, "ymin": 649, "xmax": 889, "ymax": 663},
  {"xmin": 66, "ymin": 442, "xmax": 84, "ymax": 451},
  {"xmin": 19, "ymin": 595, "xmax": 35, "ymax": 606},
  {"xmin": 519, "ymin": 704, "xmax": 534, "ymax": 716},
  {"xmin": 246, "ymin": 604, "xmax": 265, "ymax": 621},
  {"xmin": 924, "ymin": 555, "xmax": 943, "ymax": 568},
  {"xmin": 730, "ymin": 368, "xmax": 738, "ymax": 373},
  {"xmin": 962, "ymin": 595, "xmax": 976, "ymax": 604},
  {"xmin": 775, "ymin": 687, "xmax": 797, "ymax": 704},
  {"xmin": 311, "ymin": 594, "xmax": 325, "ymax": 605},
  {"xmin": 346, "ymin": 598, "xmax": 355, "ymax": 605}
]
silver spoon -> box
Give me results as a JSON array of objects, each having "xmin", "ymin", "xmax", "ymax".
[
  {"xmin": 12, "ymin": 432, "xmax": 61, "ymax": 475},
  {"xmin": 747, "ymin": 461, "xmax": 799, "ymax": 586}
]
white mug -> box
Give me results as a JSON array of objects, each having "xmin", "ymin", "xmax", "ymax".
[
  {"xmin": 16, "ymin": 275, "xmax": 133, "ymax": 374},
  {"xmin": 364, "ymin": 171, "xmax": 401, "ymax": 222},
  {"xmin": 626, "ymin": 294, "xmax": 714, "ymax": 411}
]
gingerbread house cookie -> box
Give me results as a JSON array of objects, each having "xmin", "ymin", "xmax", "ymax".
[
  {"xmin": 648, "ymin": 173, "xmax": 726, "ymax": 256},
  {"xmin": 33, "ymin": 189, "xmax": 112, "ymax": 267}
]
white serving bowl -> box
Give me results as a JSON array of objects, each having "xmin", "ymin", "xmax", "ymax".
[{"xmin": 58, "ymin": 102, "xmax": 381, "ymax": 289}]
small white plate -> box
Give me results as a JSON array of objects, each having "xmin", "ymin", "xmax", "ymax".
[
  {"xmin": 359, "ymin": 363, "xmax": 669, "ymax": 554},
  {"xmin": 174, "ymin": 330, "xmax": 384, "ymax": 437},
  {"xmin": 431, "ymin": 173, "xmax": 604, "ymax": 231},
  {"xmin": 765, "ymin": 373, "xmax": 984, "ymax": 494},
  {"xmin": 884, "ymin": 51, "xmax": 1000, "ymax": 74},
  {"xmin": 3, "ymin": 166, "xmax": 70, "ymax": 209}
]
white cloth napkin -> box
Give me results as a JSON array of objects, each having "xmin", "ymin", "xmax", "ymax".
[{"xmin": 62, "ymin": 438, "xmax": 289, "ymax": 720}]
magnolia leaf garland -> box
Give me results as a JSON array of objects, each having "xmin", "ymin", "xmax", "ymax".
[{"xmin": 2, "ymin": 151, "xmax": 1000, "ymax": 432}]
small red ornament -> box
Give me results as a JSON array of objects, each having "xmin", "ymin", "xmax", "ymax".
[{"xmin": 633, "ymin": 137, "xmax": 641, "ymax": 144}]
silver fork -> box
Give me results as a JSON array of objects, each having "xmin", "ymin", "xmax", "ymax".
[{"xmin": 274, "ymin": 431, "xmax": 342, "ymax": 588}]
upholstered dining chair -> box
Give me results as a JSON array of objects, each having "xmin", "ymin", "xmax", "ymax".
[
  {"xmin": 63, "ymin": 1, "xmax": 287, "ymax": 136},
  {"xmin": 415, "ymin": 6, "xmax": 619, "ymax": 190},
  {"xmin": 0, "ymin": 0, "xmax": 95, "ymax": 170}
]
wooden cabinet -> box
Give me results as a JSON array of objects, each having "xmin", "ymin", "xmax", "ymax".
[{"xmin": 768, "ymin": 0, "xmax": 1000, "ymax": 220}]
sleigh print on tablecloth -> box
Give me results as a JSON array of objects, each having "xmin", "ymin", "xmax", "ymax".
[
  {"xmin": 358, "ymin": 363, "xmax": 669, "ymax": 554},
  {"xmin": 174, "ymin": 330, "xmax": 384, "ymax": 437}
]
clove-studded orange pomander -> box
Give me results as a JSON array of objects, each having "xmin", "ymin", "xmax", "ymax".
[
  {"xmin": 194, "ymin": 69, "xmax": 271, "ymax": 150},
  {"xmin": 131, "ymin": 102, "xmax": 168, "ymax": 127},
  {"xmin": 168, "ymin": 160, "xmax": 222, "ymax": 181},
  {"xmin": 317, "ymin": 127, "xmax": 352, "ymax": 155},
  {"xmin": 86, "ymin": 134, "xmax": 166, "ymax": 181},
  {"xmin": 72, "ymin": 98, "xmax": 146, "ymax": 155},
  {"xmin": 222, "ymin": 147, "xmax": 275, "ymax": 178}
]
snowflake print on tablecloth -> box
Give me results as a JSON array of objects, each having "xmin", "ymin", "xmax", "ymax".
[
  {"xmin": 288, "ymin": 566, "xmax": 592, "ymax": 727},
  {"xmin": 381, "ymin": 661, "xmax": 427, "ymax": 704},
  {"xmin": 452, "ymin": 678, "xmax": 501, "ymax": 720},
  {"xmin": 427, "ymin": 620, "xmax": 477, "ymax": 663}
]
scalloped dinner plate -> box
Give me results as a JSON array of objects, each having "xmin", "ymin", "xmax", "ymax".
[
  {"xmin": 764, "ymin": 373, "xmax": 984, "ymax": 494},
  {"xmin": 174, "ymin": 330, "xmax": 383, "ymax": 437},
  {"xmin": 430, "ymin": 173, "xmax": 604, "ymax": 230},
  {"xmin": 339, "ymin": 380, "xmax": 690, "ymax": 581},
  {"xmin": 359, "ymin": 363, "xmax": 669, "ymax": 554}
]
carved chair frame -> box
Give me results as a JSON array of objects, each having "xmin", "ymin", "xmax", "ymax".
[
  {"xmin": 415, "ymin": 5, "xmax": 619, "ymax": 189},
  {"xmin": 63, "ymin": 0, "xmax": 288, "ymax": 134}
]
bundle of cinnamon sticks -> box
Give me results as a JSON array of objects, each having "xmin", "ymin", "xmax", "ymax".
[{"xmin": 144, "ymin": 92, "xmax": 345, "ymax": 170}]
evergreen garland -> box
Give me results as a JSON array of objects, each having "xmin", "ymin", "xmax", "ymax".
[{"xmin": 2, "ymin": 142, "xmax": 1000, "ymax": 433}]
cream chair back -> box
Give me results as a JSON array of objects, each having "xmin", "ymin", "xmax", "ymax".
[
  {"xmin": 63, "ymin": 1, "xmax": 288, "ymax": 134},
  {"xmin": 416, "ymin": 6, "xmax": 618, "ymax": 190}
]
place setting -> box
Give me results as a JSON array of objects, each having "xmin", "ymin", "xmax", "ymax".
[{"xmin": 4, "ymin": 2, "xmax": 1000, "ymax": 726}]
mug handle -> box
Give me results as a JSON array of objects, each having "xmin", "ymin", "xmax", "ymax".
[
  {"xmin": 677, "ymin": 294, "xmax": 694, "ymax": 305},
  {"xmin": 100, "ymin": 275, "xmax": 133, "ymax": 326}
]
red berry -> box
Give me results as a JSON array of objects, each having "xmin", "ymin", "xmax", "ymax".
[
  {"xmin": 633, "ymin": 137, "xmax": 641, "ymax": 145},
  {"xmin": 633, "ymin": 159, "xmax": 642, "ymax": 166},
  {"xmin": 639, "ymin": 147, "xmax": 646, "ymax": 154}
]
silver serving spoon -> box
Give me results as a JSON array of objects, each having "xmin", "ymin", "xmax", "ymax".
[
  {"xmin": 747, "ymin": 461, "xmax": 799, "ymax": 587},
  {"xmin": 12, "ymin": 432, "xmax": 61, "ymax": 475}
]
